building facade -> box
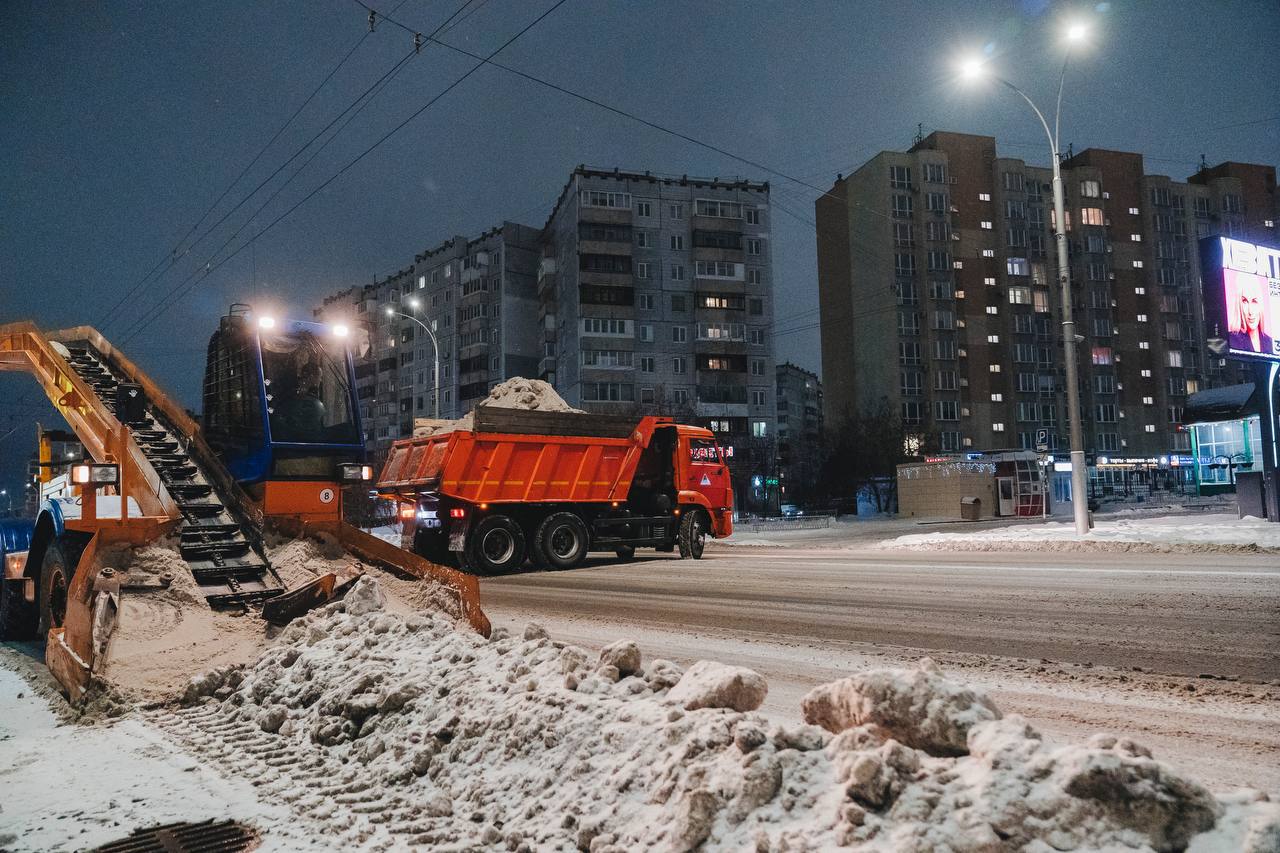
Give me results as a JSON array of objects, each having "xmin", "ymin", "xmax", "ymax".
[
  {"xmin": 319, "ymin": 167, "xmax": 781, "ymax": 510},
  {"xmin": 775, "ymin": 362, "xmax": 823, "ymax": 505},
  {"xmin": 316, "ymin": 222, "xmax": 542, "ymax": 456},
  {"xmin": 536, "ymin": 167, "xmax": 779, "ymax": 510},
  {"xmin": 817, "ymin": 130, "xmax": 1277, "ymax": 461}
]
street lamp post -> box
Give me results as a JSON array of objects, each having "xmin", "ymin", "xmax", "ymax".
[
  {"xmin": 385, "ymin": 300, "xmax": 441, "ymax": 419},
  {"xmin": 959, "ymin": 25, "xmax": 1092, "ymax": 534}
]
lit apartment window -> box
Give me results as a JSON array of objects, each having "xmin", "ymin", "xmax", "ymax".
[
  {"xmin": 1141, "ymin": 369, "xmax": 1152, "ymax": 377},
  {"xmin": 984, "ymin": 276, "xmax": 996, "ymax": 286},
  {"xmin": 1135, "ymin": 286, "xmax": 1146, "ymax": 295},
  {"xmin": 987, "ymin": 335, "xmax": 1000, "ymax": 344},
  {"xmin": 981, "ymin": 221, "xmax": 993, "ymax": 230},
  {"xmin": 1129, "ymin": 207, "xmax": 1140, "ymax": 215},
  {"xmin": 1132, "ymin": 260, "xmax": 1144, "ymax": 268},
  {"xmin": 417, "ymin": 275, "xmax": 426, "ymax": 288},
  {"xmin": 1138, "ymin": 341, "xmax": 1150, "ymax": 350},
  {"xmin": 1167, "ymin": 351, "xmax": 1182, "ymax": 367},
  {"xmin": 1080, "ymin": 208, "xmax": 1104, "ymax": 226},
  {"xmin": 989, "ymin": 364, "xmax": 1001, "ymax": 373},
  {"xmin": 978, "ymin": 192, "xmax": 991, "ymax": 201},
  {"xmin": 1145, "ymin": 425, "xmax": 1156, "ymax": 433},
  {"xmin": 992, "ymin": 423, "xmax": 1005, "ymax": 432},
  {"xmin": 982, "ymin": 249, "xmax": 995, "ymax": 257},
  {"xmin": 991, "ymin": 393, "xmax": 1003, "ymax": 402},
  {"xmin": 986, "ymin": 306, "xmax": 998, "ymax": 315},
  {"xmin": 1142, "ymin": 396, "xmax": 1154, "ymax": 405},
  {"xmin": 1080, "ymin": 180, "xmax": 1101, "ymax": 198},
  {"xmin": 1131, "ymin": 234, "xmax": 1142, "ymax": 242},
  {"xmin": 1266, "ymin": 219, "xmax": 1275, "ymax": 228}
]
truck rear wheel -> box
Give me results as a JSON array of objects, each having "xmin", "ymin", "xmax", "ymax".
[
  {"xmin": 465, "ymin": 515, "xmax": 525, "ymax": 575},
  {"xmin": 535, "ymin": 512, "xmax": 589, "ymax": 570},
  {"xmin": 677, "ymin": 510, "xmax": 707, "ymax": 560}
]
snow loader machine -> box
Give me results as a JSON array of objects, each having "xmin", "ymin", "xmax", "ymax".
[{"xmin": 0, "ymin": 308, "xmax": 487, "ymax": 703}]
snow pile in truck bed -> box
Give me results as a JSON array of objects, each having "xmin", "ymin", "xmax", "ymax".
[
  {"xmin": 155, "ymin": 578, "xmax": 1279, "ymax": 851},
  {"xmin": 413, "ymin": 377, "xmax": 582, "ymax": 438}
]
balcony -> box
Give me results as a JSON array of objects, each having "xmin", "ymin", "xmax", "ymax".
[
  {"xmin": 692, "ymin": 214, "xmax": 742, "ymax": 233},
  {"xmin": 579, "ymin": 206, "xmax": 632, "ymax": 226}
]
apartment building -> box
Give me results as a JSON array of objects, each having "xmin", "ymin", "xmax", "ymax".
[
  {"xmin": 775, "ymin": 362, "xmax": 823, "ymax": 503},
  {"xmin": 316, "ymin": 222, "xmax": 542, "ymax": 455},
  {"xmin": 817, "ymin": 130, "xmax": 1277, "ymax": 459},
  {"xmin": 538, "ymin": 167, "xmax": 778, "ymax": 507}
]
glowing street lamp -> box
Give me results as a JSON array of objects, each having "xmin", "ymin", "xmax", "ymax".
[
  {"xmin": 953, "ymin": 21, "xmax": 1094, "ymax": 534},
  {"xmin": 385, "ymin": 303, "xmax": 441, "ymax": 419}
]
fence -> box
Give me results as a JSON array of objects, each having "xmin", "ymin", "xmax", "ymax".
[{"xmin": 737, "ymin": 513, "xmax": 833, "ymax": 532}]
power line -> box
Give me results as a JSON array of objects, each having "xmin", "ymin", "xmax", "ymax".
[
  {"xmin": 115, "ymin": 47, "xmax": 421, "ymax": 343},
  {"xmin": 119, "ymin": 0, "xmax": 572, "ymax": 346},
  {"xmin": 99, "ymin": 29, "xmax": 376, "ymax": 333}
]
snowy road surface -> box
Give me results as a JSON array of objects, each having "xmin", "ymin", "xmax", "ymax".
[{"xmin": 481, "ymin": 546, "xmax": 1280, "ymax": 793}]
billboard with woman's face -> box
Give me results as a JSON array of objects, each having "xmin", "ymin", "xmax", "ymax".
[{"xmin": 1200, "ymin": 236, "xmax": 1280, "ymax": 363}]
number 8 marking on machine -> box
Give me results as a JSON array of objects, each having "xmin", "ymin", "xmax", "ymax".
[{"xmin": 319, "ymin": 488, "xmax": 335, "ymax": 504}]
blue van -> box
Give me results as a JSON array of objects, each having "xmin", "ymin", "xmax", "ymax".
[{"xmin": 0, "ymin": 517, "xmax": 35, "ymax": 637}]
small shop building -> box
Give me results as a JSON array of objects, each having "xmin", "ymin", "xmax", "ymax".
[{"xmin": 897, "ymin": 450, "xmax": 1045, "ymax": 520}]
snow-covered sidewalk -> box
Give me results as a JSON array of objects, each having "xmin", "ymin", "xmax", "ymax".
[
  {"xmin": 0, "ymin": 655, "xmax": 308, "ymax": 852},
  {"xmin": 877, "ymin": 512, "xmax": 1280, "ymax": 554}
]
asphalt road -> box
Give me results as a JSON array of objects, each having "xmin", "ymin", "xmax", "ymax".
[{"xmin": 481, "ymin": 544, "xmax": 1280, "ymax": 792}]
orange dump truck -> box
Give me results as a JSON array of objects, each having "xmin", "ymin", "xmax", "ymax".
[{"xmin": 377, "ymin": 408, "xmax": 733, "ymax": 573}]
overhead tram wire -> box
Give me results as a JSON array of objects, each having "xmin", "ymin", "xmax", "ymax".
[
  {"xmin": 114, "ymin": 46, "xmax": 421, "ymax": 345},
  {"xmin": 118, "ymin": 0, "xmax": 572, "ymax": 346},
  {"xmin": 98, "ymin": 29, "xmax": 377, "ymax": 334},
  {"xmin": 107, "ymin": 0, "xmax": 480, "ymax": 338}
]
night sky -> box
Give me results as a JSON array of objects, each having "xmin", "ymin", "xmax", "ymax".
[{"xmin": 2, "ymin": 0, "xmax": 1277, "ymax": 502}]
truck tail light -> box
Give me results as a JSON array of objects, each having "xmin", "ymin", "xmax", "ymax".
[
  {"xmin": 449, "ymin": 508, "xmax": 466, "ymax": 519},
  {"xmin": 399, "ymin": 506, "xmax": 416, "ymax": 520}
]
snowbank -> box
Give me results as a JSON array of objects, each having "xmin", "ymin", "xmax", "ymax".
[
  {"xmin": 155, "ymin": 579, "xmax": 1278, "ymax": 851},
  {"xmin": 878, "ymin": 512, "xmax": 1280, "ymax": 554},
  {"xmin": 413, "ymin": 377, "xmax": 581, "ymax": 438}
]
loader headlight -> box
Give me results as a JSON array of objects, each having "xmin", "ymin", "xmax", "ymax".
[
  {"xmin": 340, "ymin": 463, "xmax": 373, "ymax": 481},
  {"xmin": 72, "ymin": 463, "xmax": 119, "ymax": 485}
]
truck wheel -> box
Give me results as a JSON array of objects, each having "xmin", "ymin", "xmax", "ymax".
[
  {"xmin": 0, "ymin": 578, "xmax": 38, "ymax": 640},
  {"xmin": 535, "ymin": 512, "xmax": 590, "ymax": 570},
  {"xmin": 465, "ymin": 515, "xmax": 525, "ymax": 575},
  {"xmin": 37, "ymin": 539, "xmax": 74, "ymax": 637},
  {"xmin": 677, "ymin": 511, "xmax": 707, "ymax": 560},
  {"xmin": 614, "ymin": 546, "xmax": 636, "ymax": 562}
]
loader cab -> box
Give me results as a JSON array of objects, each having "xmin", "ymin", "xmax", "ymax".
[{"xmin": 202, "ymin": 304, "xmax": 366, "ymax": 486}]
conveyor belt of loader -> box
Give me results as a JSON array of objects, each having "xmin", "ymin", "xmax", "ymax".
[{"xmin": 65, "ymin": 344, "xmax": 282, "ymax": 608}]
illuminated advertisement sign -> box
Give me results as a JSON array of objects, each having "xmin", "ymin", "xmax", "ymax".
[{"xmin": 1200, "ymin": 236, "xmax": 1280, "ymax": 363}]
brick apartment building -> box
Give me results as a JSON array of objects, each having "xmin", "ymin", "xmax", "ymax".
[{"xmin": 816, "ymin": 130, "xmax": 1277, "ymax": 459}]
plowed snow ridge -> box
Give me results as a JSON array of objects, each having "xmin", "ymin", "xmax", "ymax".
[{"xmin": 153, "ymin": 577, "xmax": 1279, "ymax": 851}]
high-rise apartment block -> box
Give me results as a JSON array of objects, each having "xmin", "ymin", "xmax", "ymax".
[
  {"xmin": 318, "ymin": 167, "xmax": 779, "ymax": 508},
  {"xmin": 775, "ymin": 362, "xmax": 823, "ymax": 502},
  {"xmin": 817, "ymin": 130, "xmax": 1277, "ymax": 458},
  {"xmin": 317, "ymin": 222, "xmax": 542, "ymax": 451}
]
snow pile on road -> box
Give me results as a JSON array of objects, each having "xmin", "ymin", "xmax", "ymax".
[
  {"xmin": 157, "ymin": 578, "xmax": 1279, "ymax": 851},
  {"xmin": 413, "ymin": 377, "xmax": 581, "ymax": 437},
  {"xmin": 879, "ymin": 512, "xmax": 1280, "ymax": 554}
]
